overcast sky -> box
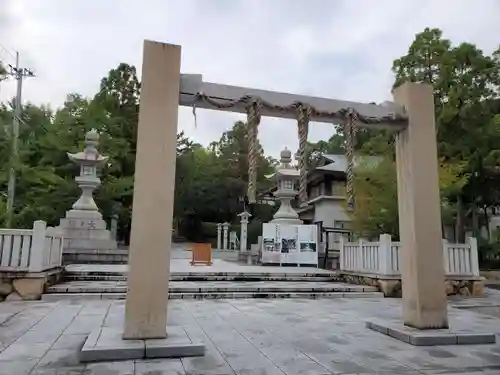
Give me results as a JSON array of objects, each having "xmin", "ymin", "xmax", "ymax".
[{"xmin": 1, "ymin": 0, "xmax": 499, "ymax": 158}]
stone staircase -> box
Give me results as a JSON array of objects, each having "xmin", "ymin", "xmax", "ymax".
[{"xmin": 43, "ymin": 264, "xmax": 382, "ymax": 301}]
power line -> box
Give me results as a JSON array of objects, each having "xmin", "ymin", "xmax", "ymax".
[
  {"xmin": 5, "ymin": 51, "xmax": 36, "ymax": 228},
  {"xmin": 0, "ymin": 43, "xmax": 17, "ymax": 64}
]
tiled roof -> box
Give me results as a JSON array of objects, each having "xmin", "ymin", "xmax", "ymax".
[{"xmin": 317, "ymin": 154, "xmax": 381, "ymax": 173}]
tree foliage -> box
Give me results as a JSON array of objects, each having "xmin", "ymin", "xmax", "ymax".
[
  {"xmin": 0, "ymin": 62, "xmax": 7, "ymax": 81},
  {"xmin": 348, "ymin": 157, "xmax": 468, "ymax": 239},
  {"xmin": 308, "ymin": 28, "xmax": 499, "ymax": 247},
  {"xmin": 392, "ymin": 27, "xmax": 500, "ymax": 242},
  {"xmin": 0, "ymin": 63, "xmax": 275, "ymax": 244},
  {"xmin": 2, "ymin": 28, "xmax": 500, "ymax": 253}
]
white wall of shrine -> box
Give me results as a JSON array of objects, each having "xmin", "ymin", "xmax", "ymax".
[{"xmin": 313, "ymin": 198, "xmax": 350, "ymax": 229}]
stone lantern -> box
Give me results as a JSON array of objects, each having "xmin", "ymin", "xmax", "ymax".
[
  {"xmin": 58, "ymin": 129, "xmax": 118, "ymax": 263},
  {"xmin": 267, "ymin": 147, "xmax": 303, "ymax": 225},
  {"xmin": 67, "ymin": 129, "xmax": 108, "ymax": 213},
  {"xmin": 222, "ymin": 222, "xmax": 230, "ymax": 250}
]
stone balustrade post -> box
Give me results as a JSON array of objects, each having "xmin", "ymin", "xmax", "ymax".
[
  {"xmin": 442, "ymin": 239, "xmax": 450, "ymax": 275},
  {"xmin": 339, "ymin": 236, "xmax": 345, "ymax": 271},
  {"xmin": 216, "ymin": 223, "xmax": 222, "ymax": 250},
  {"xmin": 222, "ymin": 222, "xmax": 230, "ymax": 250},
  {"xmin": 29, "ymin": 220, "xmax": 47, "ymax": 272},
  {"xmin": 468, "ymin": 237, "xmax": 480, "ymax": 277},
  {"xmin": 378, "ymin": 234, "xmax": 393, "ymax": 276},
  {"xmin": 357, "ymin": 238, "xmax": 364, "ymax": 272}
]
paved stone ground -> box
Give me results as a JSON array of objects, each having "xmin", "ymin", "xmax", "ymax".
[{"xmin": 1, "ymin": 297, "xmax": 500, "ymax": 375}]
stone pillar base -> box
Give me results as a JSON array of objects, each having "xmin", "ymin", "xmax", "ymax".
[
  {"xmin": 81, "ymin": 326, "xmax": 205, "ymax": 362},
  {"xmin": 341, "ymin": 272, "xmax": 484, "ymax": 298},
  {"xmin": 59, "ymin": 209, "xmax": 118, "ymax": 263},
  {"xmin": 366, "ymin": 318, "xmax": 495, "ymax": 346}
]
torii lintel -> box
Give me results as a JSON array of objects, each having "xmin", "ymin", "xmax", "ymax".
[{"xmin": 179, "ymin": 73, "xmax": 408, "ymax": 130}]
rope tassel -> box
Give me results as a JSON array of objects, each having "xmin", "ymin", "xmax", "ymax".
[
  {"xmin": 345, "ymin": 108, "xmax": 358, "ymax": 211},
  {"xmin": 246, "ymin": 99, "xmax": 261, "ymax": 204},
  {"xmin": 296, "ymin": 103, "xmax": 311, "ymax": 206}
]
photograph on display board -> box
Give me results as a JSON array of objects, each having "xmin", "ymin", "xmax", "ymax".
[
  {"xmin": 281, "ymin": 238, "xmax": 297, "ymax": 254},
  {"xmin": 263, "ymin": 238, "xmax": 276, "ymax": 252},
  {"xmin": 274, "ymin": 241, "xmax": 281, "ymax": 251},
  {"xmin": 299, "ymin": 242, "xmax": 317, "ymax": 252},
  {"xmin": 263, "ymin": 238, "xmax": 281, "ymax": 252}
]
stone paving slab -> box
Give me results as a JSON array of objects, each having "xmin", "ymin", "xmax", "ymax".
[{"xmin": 0, "ymin": 298, "xmax": 499, "ymax": 374}]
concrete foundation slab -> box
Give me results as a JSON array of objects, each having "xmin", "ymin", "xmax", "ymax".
[
  {"xmin": 366, "ymin": 318, "xmax": 496, "ymax": 346},
  {"xmin": 80, "ymin": 325, "xmax": 205, "ymax": 362}
]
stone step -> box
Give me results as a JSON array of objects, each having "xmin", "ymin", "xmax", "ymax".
[
  {"xmin": 64, "ymin": 261, "xmax": 339, "ymax": 276},
  {"xmin": 64, "ymin": 269, "xmax": 337, "ymax": 277},
  {"xmin": 42, "ymin": 291, "xmax": 383, "ymax": 301},
  {"xmin": 47, "ymin": 280, "xmax": 374, "ymax": 294},
  {"xmin": 64, "ymin": 274, "xmax": 340, "ymax": 282}
]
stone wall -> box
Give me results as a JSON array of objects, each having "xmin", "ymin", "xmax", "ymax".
[
  {"xmin": 0, "ymin": 269, "xmax": 63, "ymax": 302},
  {"xmin": 481, "ymin": 270, "xmax": 500, "ymax": 280},
  {"xmin": 340, "ymin": 272, "xmax": 484, "ymax": 298}
]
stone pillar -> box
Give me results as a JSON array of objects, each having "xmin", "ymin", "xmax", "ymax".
[
  {"xmin": 111, "ymin": 202, "xmax": 121, "ymax": 242},
  {"xmin": 222, "ymin": 222, "xmax": 230, "ymax": 250},
  {"xmin": 110, "ymin": 215, "xmax": 118, "ymax": 242},
  {"xmin": 123, "ymin": 41, "xmax": 181, "ymax": 339},
  {"xmin": 216, "ymin": 223, "xmax": 222, "ymax": 250},
  {"xmin": 393, "ymin": 82, "xmax": 448, "ymax": 329},
  {"xmin": 238, "ymin": 210, "xmax": 251, "ymax": 255}
]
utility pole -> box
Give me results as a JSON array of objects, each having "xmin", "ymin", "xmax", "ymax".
[{"xmin": 5, "ymin": 52, "xmax": 35, "ymax": 227}]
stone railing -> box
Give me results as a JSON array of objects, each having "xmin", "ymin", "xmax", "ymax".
[
  {"xmin": 0, "ymin": 220, "xmax": 64, "ymax": 273},
  {"xmin": 340, "ymin": 234, "xmax": 482, "ymax": 297},
  {"xmin": 340, "ymin": 234, "xmax": 479, "ymax": 278}
]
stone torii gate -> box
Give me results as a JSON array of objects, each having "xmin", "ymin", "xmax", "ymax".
[{"xmin": 124, "ymin": 40, "xmax": 447, "ymax": 340}]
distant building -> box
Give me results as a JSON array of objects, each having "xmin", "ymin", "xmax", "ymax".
[{"xmin": 259, "ymin": 153, "xmax": 380, "ymax": 268}]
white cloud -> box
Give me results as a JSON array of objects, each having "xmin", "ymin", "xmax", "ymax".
[{"xmin": 1, "ymin": 0, "xmax": 499, "ymax": 158}]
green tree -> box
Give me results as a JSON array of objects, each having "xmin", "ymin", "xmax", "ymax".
[
  {"xmin": 0, "ymin": 62, "xmax": 275, "ymax": 244},
  {"xmin": 391, "ymin": 27, "xmax": 500, "ymax": 241},
  {"xmin": 0, "ymin": 61, "xmax": 8, "ymax": 82},
  {"xmin": 349, "ymin": 156, "xmax": 468, "ymax": 239},
  {"xmin": 90, "ymin": 63, "xmax": 140, "ymax": 236},
  {"xmin": 0, "ymin": 65, "xmax": 142, "ymax": 232},
  {"xmin": 348, "ymin": 157, "xmax": 399, "ymax": 238}
]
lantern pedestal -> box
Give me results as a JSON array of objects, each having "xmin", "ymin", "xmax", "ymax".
[
  {"xmin": 271, "ymin": 217, "xmax": 303, "ymax": 225},
  {"xmin": 271, "ymin": 191, "xmax": 302, "ymax": 225}
]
